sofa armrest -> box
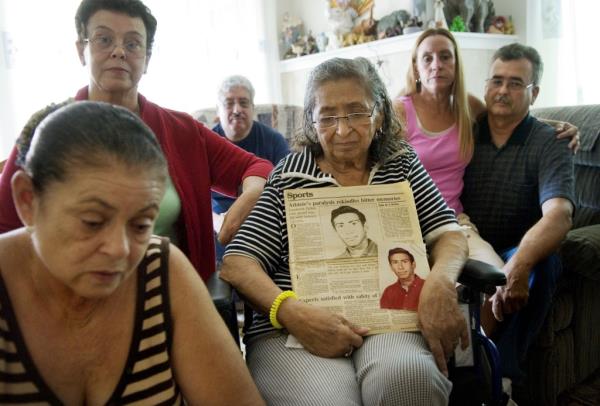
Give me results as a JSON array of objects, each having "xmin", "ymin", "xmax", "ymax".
[
  {"xmin": 207, "ymin": 270, "xmax": 233, "ymax": 307},
  {"xmin": 458, "ymin": 259, "xmax": 506, "ymax": 295},
  {"xmin": 560, "ymin": 224, "xmax": 600, "ymax": 281}
]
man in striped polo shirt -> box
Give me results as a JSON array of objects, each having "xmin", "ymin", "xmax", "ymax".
[{"xmin": 462, "ymin": 43, "xmax": 575, "ymax": 384}]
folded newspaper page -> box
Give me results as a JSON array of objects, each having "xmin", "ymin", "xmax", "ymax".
[{"xmin": 284, "ymin": 181, "xmax": 430, "ymax": 333}]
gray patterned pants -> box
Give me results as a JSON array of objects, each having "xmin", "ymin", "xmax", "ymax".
[{"xmin": 246, "ymin": 331, "xmax": 452, "ymax": 405}]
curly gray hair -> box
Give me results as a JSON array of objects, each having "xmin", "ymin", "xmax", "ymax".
[
  {"xmin": 217, "ymin": 75, "xmax": 255, "ymax": 105},
  {"xmin": 295, "ymin": 57, "xmax": 404, "ymax": 165}
]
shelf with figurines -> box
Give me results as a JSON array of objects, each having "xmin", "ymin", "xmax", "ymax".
[{"xmin": 279, "ymin": 0, "xmax": 517, "ymax": 74}]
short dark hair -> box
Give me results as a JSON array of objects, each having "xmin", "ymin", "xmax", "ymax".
[
  {"xmin": 75, "ymin": 0, "xmax": 158, "ymax": 55},
  {"xmin": 298, "ymin": 57, "xmax": 404, "ymax": 166},
  {"xmin": 19, "ymin": 101, "xmax": 167, "ymax": 194},
  {"xmin": 492, "ymin": 43, "xmax": 544, "ymax": 85},
  {"xmin": 388, "ymin": 247, "xmax": 415, "ymax": 264},
  {"xmin": 330, "ymin": 205, "xmax": 366, "ymax": 228}
]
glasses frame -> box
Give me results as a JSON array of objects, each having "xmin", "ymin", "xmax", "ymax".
[
  {"xmin": 485, "ymin": 77, "xmax": 534, "ymax": 92},
  {"xmin": 83, "ymin": 35, "xmax": 147, "ymax": 59},
  {"xmin": 313, "ymin": 105, "xmax": 376, "ymax": 130}
]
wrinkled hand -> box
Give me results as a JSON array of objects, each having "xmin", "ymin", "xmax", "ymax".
[
  {"xmin": 418, "ymin": 274, "xmax": 469, "ymax": 377},
  {"xmin": 490, "ymin": 269, "xmax": 529, "ymax": 321},
  {"xmin": 554, "ymin": 121, "xmax": 580, "ymax": 153},
  {"xmin": 279, "ymin": 300, "xmax": 369, "ymax": 358}
]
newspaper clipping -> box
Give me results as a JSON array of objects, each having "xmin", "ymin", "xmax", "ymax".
[{"xmin": 284, "ymin": 181, "xmax": 429, "ymax": 334}]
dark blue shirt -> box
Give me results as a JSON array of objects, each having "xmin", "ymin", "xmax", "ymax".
[
  {"xmin": 211, "ymin": 121, "xmax": 289, "ymax": 213},
  {"xmin": 462, "ymin": 113, "xmax": 575, "ymax": 251},
  {"xmin": 211, "ymin": 121, "xmax": 289, "ymax": 260}
]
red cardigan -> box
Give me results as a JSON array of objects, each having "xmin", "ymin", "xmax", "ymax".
[{"xmin": 0, "ymin": 88, "xmax": 273, "ymax": 280}]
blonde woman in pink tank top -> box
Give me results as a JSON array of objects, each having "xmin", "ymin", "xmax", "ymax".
[{"xmin": 392, "ymin": 29, "xmax": 503, "ymax": 272}]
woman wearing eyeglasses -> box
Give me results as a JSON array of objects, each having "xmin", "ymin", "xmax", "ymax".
[
  {"xmin": 393, "ymin": 29, "xmax": 578, "ymax": 272},
  {"xmin": 221, "ymin": 57, "xmax": 469, "ymax": 405},
  {"xmin": 0, "ymin": 0, "xmax": 273, "ymax": 282}
]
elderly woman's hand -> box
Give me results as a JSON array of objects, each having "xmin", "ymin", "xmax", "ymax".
[
  {"xmin": 417, "ymin": 272, "xmax": 469, "ymax": 377},
  {"xmin": 278, "ymin": 299, "xmax": 369, "ymax": 358}
]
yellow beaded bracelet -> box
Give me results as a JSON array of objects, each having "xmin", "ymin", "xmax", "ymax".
[{"xmin": 269, "ymin": 290, "xmax": 297, "ymax": 329}]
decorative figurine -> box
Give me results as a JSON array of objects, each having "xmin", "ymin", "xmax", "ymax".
[
  {"xmin": 487, "ymin": 15, "xmax": 515, "ymax": 35},
  {"xmin": 404, "ymin": 16, "xmax": 424, "ymax": 34},
  {"xmin": 433, "ymin": 0, "xmax": 449, "ymax": 29},
  {"xmin": 504, "ymin": 16, "xmax": 515, "ymax": 34},
  {"xmin": 376, "ymin": 9, "xmax": 410, "ymax": 39},
  {"xmin": 326, "ymin": 0, "xmax": 358, "ymax": 49},
  {"xmin": 443, "ymin": 0, "xmax": 496, "ymax": 33},
  {"xmin": 449, "ymin": 15, "xmax": 467, "ymax": 32},
  {"xmin": 304, "ymin": 31, "xmax": 319, "ymax": 54},
  {"xmin": 316, "ymin": 32, "xmax": 329, "ymax": 52},
  {"xmin": 280, "ymin": 13, "xmax": 304, "ymax": 58}
]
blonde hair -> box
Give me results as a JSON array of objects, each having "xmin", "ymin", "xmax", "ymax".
[{"xmin": 400, "ymin": 28, "xmax": 473, "ymax": 161}]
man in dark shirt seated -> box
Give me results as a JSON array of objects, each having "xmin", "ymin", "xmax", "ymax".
[
  {"xmin": 461, "ymin": 43, "xmax": 575, "ymax": 383},
  {"xmin": 211, "ymin": 75, "xmax": 290, "ymax": 260},
  {"xmin": 380, "ymin": 247, "xmax": 424, "ymax": 311}
]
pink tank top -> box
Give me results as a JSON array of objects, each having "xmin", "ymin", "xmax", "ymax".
[{"xmin": 399, "ymin": 95, "xmax": 466, "ymax": 214}]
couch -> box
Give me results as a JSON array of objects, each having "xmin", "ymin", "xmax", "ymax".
[{"xmin": 512, "ymin": 105, "xmax": 600, "ymax": 405}]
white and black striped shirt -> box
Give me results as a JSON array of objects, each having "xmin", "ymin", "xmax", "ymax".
[
  {"xmin": 0, "ymin": 237, "xmax": 182, "ymax": 405},
  {"xmin": 225, "ymin": 143, "xmax": 459, "ymax": 342}
]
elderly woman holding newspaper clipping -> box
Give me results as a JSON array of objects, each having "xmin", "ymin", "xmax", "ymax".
[{"xmin": 220, "ymin": 57, "xmax": 468, "ymax": 406}]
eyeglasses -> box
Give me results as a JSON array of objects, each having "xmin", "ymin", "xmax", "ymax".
[
  {"xmin": 485, "ymin": 78, "xmax": 534, "ymax": 92},
  {"xmin": 313, "ymin": 105, "xmax": 376, "ymax": 129},
  {"xmin": 224, "ymin": 99, "xmax": 252, "ymax": 109},
  {"xmin": 84, "ymin": 34, "xmax": 146, "ymax": 58}
]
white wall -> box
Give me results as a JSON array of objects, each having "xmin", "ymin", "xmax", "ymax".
[
  {"xmin": 263, "ymin": 0, "xmax": 284, "ymax": 103},
  {"xmin": 140, "ymin": 0, "xmax": 276, "ymax": 110},
  {"xmin": 0, "ymin": 0, "xmax": 280, "ymax": 159},
  {"xmin": 481, "ymin": 0, "xmax": 598, "ymax": 107},
  {"xmin": 0, "ymin": 0, "xmax": 16, "ymax": 156},
  {"xmin": 0, "ymin": 0, "xmax": 85, "ymax": 156},
  {"xmin": 490, "ymin": 0, "xmax": 560, "ymax": 107}
]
